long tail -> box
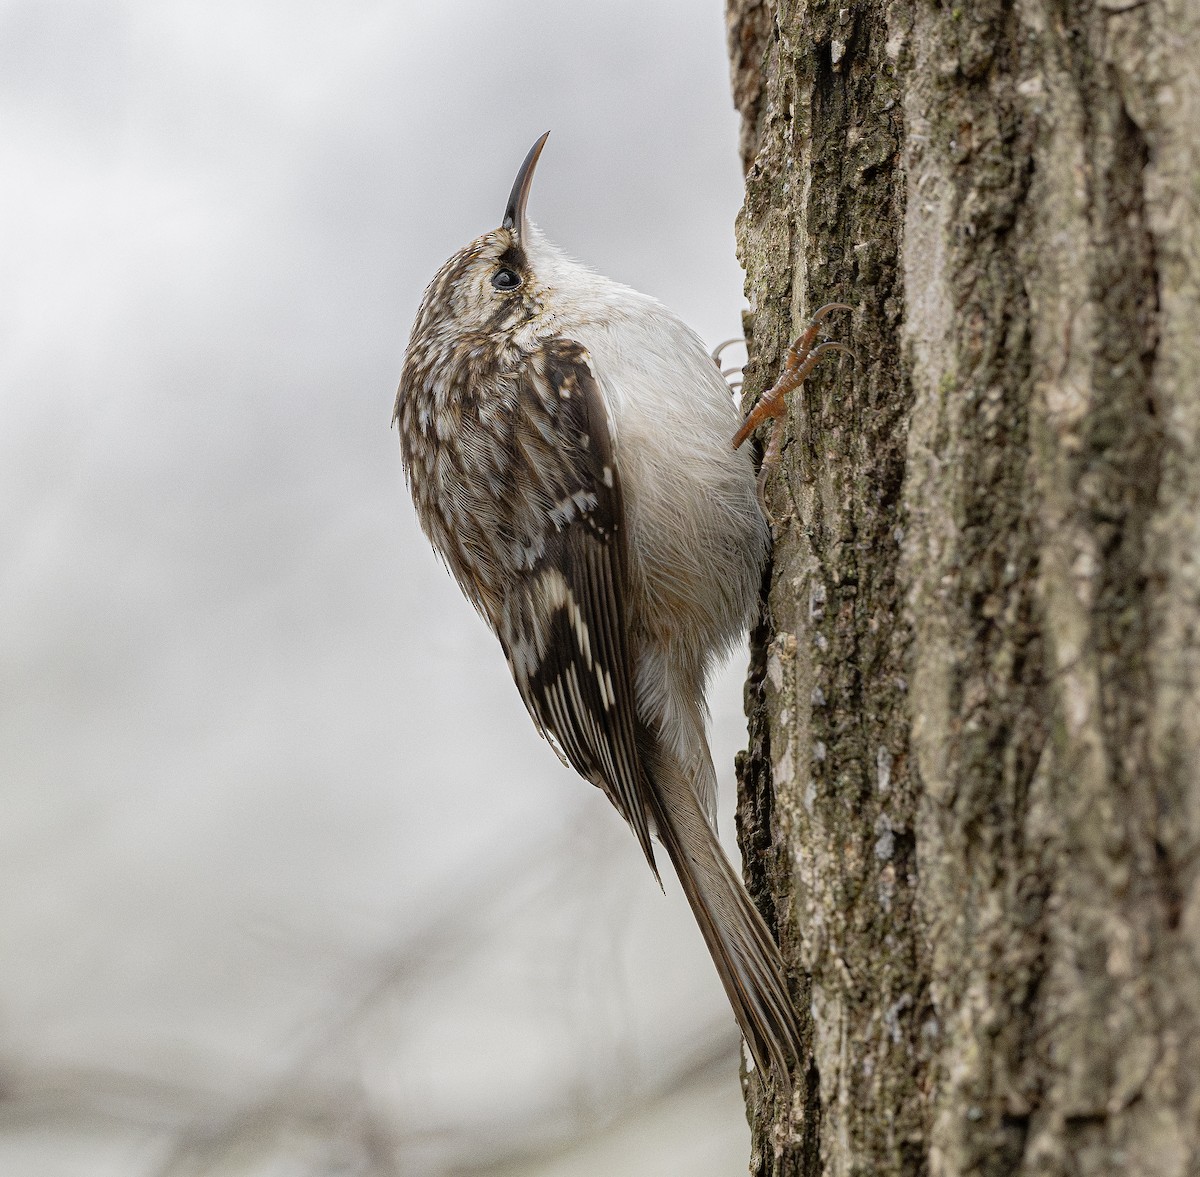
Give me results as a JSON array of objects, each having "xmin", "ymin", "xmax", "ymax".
[{"xmin": 640, "ymin": 737, "xmax": 803, "ymax": 1086}]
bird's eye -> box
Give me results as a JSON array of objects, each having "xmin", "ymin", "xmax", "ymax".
[{"xmin": 491, "ymin": 267, "xmax": 522, "ymax": 291}]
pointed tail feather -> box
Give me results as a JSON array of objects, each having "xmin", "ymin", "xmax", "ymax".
[{"xmin": 642, "ymin": 745, "xmax": 803, "ymax": 1086}]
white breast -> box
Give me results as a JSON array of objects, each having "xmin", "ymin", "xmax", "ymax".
[
  {"xmin": 518, "ymin": 231, "xmax": 767, "ymax": 667},
  {"xmin": 583, "ymin": 296, "xmax": 767, "ymax": 655}
]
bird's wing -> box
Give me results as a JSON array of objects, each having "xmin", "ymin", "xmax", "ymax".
[{"xmin": 496, "ymin": 337, "xmax": 657, "ymax": 877}]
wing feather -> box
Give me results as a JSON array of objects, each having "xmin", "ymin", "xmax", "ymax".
[{"xmin": 496, "ymin": 339, "xmax": 657, "ymax": 876}]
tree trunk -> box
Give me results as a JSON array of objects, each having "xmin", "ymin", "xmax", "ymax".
[{"xmin": 725, "ymin": 2, "xmax": 1200, "ymax": 1173}]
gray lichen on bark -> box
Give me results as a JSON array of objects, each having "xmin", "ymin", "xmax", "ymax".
[{"xmin": 726, "ymin": 1, "xmax": 1200, "ymax": 1174}]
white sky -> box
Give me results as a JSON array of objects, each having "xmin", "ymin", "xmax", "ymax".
[{"xmin": 0, "ymin": 2, "xmax": 756, "ymax": 1172}]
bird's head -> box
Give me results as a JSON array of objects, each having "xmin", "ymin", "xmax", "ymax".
[{"xmin": 412, "ymin": 133, "xmax": 552, "ymax": 341}]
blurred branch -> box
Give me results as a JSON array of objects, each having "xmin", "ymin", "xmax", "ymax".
[
  {"xmin": 0, "ymin": 805, "xmax": 727, "ymax": 1177},
  {"xmin": 445, "ymin": 1026, "xmax": 741, "ymax": 1176}
]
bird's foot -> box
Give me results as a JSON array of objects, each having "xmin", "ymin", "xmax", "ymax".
[{"xmin": 732, "ymin": 304, "xmax": 852, "ymax": 501}]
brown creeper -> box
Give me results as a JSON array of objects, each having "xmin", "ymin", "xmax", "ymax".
[{"xmin": 395, "ymin": 134, "xmax": 803, "ymax": 1083}]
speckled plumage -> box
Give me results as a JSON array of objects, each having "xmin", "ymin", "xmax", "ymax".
[{"xmin": 394, "ymin": 135, "xmax": 801, "ymax": 1083}]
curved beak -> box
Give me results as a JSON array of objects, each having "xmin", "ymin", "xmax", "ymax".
[{"xmin": 501, "ymin": 132, "xmax": 550, "ymax": 242}]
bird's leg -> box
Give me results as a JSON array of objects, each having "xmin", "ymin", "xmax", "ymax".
[{"xmin": 732, "ymin": 304, "xmax": 852, "ymax": 498}]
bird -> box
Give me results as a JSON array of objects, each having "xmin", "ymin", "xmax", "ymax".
[{"xmin": 394, "ymin": 133, "xmax": 841, "ymax": 1085}]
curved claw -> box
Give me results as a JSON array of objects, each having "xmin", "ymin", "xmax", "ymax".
[
  {"xmin": 811, "ymin": 341, "xmax": 855, "ymax": 361},
  {"xmin": 711, "ymin": 337, "xmax": 745, "ymax": 365}
]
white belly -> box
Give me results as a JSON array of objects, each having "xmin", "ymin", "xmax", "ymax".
[{"xmin": 576, "ymin": 299, "xmax": 768, "ymax": 667}]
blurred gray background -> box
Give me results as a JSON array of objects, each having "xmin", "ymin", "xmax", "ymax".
[{"xmin": 0, "ymin": 2, "xmax": 756, "ymax": 1173}]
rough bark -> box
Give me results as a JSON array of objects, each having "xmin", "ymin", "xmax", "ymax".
[{"xmin": 726, "ymin": 2, "xmax": 1200, "ymax": 1174}]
